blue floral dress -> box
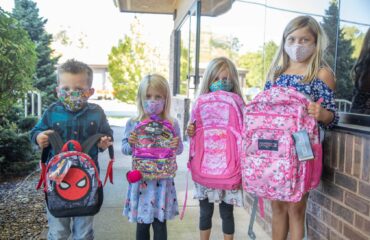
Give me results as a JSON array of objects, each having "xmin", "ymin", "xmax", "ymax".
[
  {"xmin": 264, "ymin": 74, "xmax": 339, "ymax": 128},
  {"xmin": 121, "ymin": 118, "xmax": 183, "ymax": 224}
]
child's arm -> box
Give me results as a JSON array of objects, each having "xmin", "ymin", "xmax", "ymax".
[
  {"xmin": 186, "ymin": 101, "xmax": 198, "ymax": 137},
  {"xmin": 121, "ymin": 119, "xmax": 136, "ymax": 155},
  {"xmin": 172, "ymin": 119, "xmax": 184, "ymax": 155},
  {"xmin": 187, "ymin": 123, "xmax": 195, "ymax": 137},
  {"xmin": 309, "ymin": 68, "xmax": 339, "ymax": 128},
  {"xmin": 98, "ymin": 109, "xmax": 113, "ymax": 151},
  {"xmin": 30, "ymin": 110, "xmax": 51, "ymax": 148}
]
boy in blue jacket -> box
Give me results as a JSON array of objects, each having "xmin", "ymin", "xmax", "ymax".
[{"xmin": 30, "ymin": 59, "xmax": 113, "ymax": 240}]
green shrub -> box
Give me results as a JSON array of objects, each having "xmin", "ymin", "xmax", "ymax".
[
  {"xmin": 0, "ymin": 128, "xmax": 39, "ymax": 178},
  {"xmin": 0, "ymin": 105, "xmax": 24, "ymax": 128},
  {"xmin": 17, "ymin": 116, "xmax": 38, "ymax": 133}
]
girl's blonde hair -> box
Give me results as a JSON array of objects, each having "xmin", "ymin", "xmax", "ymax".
[
  {"xmin": 199, "ymin": 57, "xmax": 243, "ymax": 98},
  {"xmin": 266, "ymin": 15, "xmax": 331, "ymax": 84},
  {"xmin": 134, "ymin": 74, "xmax": 172, "ymax": 121}
]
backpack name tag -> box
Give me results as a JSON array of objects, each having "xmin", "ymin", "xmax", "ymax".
[
  {"xmin": 292, "ymin": 130, "xmax": 314, "ymax": 161},
  {"xmin": 258, "ymin": 139, "xmax": 279, "ymax": 151}
]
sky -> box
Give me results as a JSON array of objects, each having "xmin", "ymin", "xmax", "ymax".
[
  {"xmin": 1, "ymin": 0, "xmax": 369, "ymax": 64},
  {"xmin": 1, "ymin": 0, "xmax": 173, "ymax": 64}
]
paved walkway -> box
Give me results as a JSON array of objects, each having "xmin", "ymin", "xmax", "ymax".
[{"xmin": 94, "ymin": 126, "xmax": 270, "ymax": 240}]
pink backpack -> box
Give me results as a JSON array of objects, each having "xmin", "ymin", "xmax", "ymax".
[
  {"xmin": 242, "ymin": 87, "xmax": 322, "ymax": 202},
  {"xmin": 189, "ymin": 91, "xmax": 245, "ymax": 190}
]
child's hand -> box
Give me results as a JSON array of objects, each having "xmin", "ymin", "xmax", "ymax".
[
  {"xmin": 308, "ymin": 100, "xmax": 334, "ymax": 125},
  {"xmin": 36, "ymin": 130, "xmax": 54, "ymax": 149},
  {"xmin": 187, "ymin": 124, "xmax": 196, "ymax": 137},
  {"xmin": 170, "ymin": 137, "xmax": 180, "ymax": 149},
  {"xmin": 308, "ymin": 98, "xmax": 326, "ymax": 122},
  {"xmin": 98, "ymin": 136, "xmax": 113, "ymax": 150},
  {"xmin": 128, "ymin": 132, "xmax": 138, "ymax": 146}
]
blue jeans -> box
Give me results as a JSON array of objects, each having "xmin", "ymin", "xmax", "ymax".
[{"xmin": 46, "ymin": 208, "xmax": 94, "ymax": 240}]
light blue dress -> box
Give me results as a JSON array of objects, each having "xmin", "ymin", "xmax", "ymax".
[{"xmin": 122, "ymin": 118, "xmax": 183, "ymax": 224}]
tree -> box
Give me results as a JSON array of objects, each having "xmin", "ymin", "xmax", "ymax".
[
  {"xmin": 342, "ymin": 26, "xmax": 365, "ymax": 59},
  {"xmin": 209, "ymin": 35, "xmax": 242, "ymax": 60},
  {"xmin": 13, "ymin": 0, "xmax": 60, "ymax": 109},
  {"xmin": 179, "ymin": 41, "xmax": 190, "ymax": 95},
  {"xmin": 0, "ymin": 8, "xmax": 37, "ymax": 113},
  {"xmin": 238, "ymin": 41, "xmax": 278, "ymax": 88},
  {"xmin": 321, "ymin": 0, "xmax": 355, "ymax": 100},
  {"xmin": 108, "ymin": 17, "xmax": 155, "ymax": 103}
]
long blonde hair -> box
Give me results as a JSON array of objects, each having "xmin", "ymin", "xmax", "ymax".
[
  {"xmin": 266, "ymin": 15, "xmax": 331, "ymax": 84},
  {"xmin": 199, "ymin": 57, "xmax": 243, "ymax": 98},
  {"xmin": 134, "ymin": 74, "xmax": 172, "ymax": 121}
]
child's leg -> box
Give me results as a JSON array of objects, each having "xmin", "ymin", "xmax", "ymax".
[
  {"xmin": 152, "ymin": 218, "xmax": 167, "ymax": 240},
  {"xmin": 136, "ymin": 222, "xmax": 151, "ymax": 240},
  {"xmin": 199, "ymin": 199, "xmax": 214, "ymax": 240},
  {"xmin": 288, "ymin": 194, "xmax": 309, "ymax": 240},
  {"xmin": 72, "ymin": 215, "xmax": 94, "ymax": 240},
  {"xmin": 219, "ymin": 201, "xmax": 234, "ymax": 240},
  {"xmin": 46, "ymin": 208, "xmax": 71, "ymax": 240},
  {"xmin": 271, "ymin": 200, "xmax": 289, "ymax": 240}
]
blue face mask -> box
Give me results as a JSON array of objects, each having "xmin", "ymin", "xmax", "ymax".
[{"xmin": 209, "ymin": 78, "xmax": 234, "ymax": 92}]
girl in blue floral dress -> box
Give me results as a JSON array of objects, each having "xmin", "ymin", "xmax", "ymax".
[
  {"xmin": 121, "ymin": 74, "xmax": 183, "ymax": 240},
  {"xmin": 264, "ymin": 16, "xmax": 338, "ymax": 240}
]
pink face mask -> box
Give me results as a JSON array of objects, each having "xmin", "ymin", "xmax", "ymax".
[
  {"xmin": 284, "ymin": 43, "xmax": 315, "ymax": 62},
  {"xmin": 143, "ymin": 99, "xmax": 165, "ymax": 116}
]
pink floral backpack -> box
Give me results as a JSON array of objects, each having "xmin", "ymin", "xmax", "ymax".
[
  {"xmin": 188, "ymin": 91, "xmax": 245, "ymax": 190},
  {"xmin": 242, "ymin": 87, "xmax": 322, "ymax": 202},
  {"xmin": 132, "ymin": 115, "xmax": 177, "ymax": 180}
]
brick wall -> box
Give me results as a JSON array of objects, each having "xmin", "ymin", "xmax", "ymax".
[{"xmin": 245, "ymin": 129, "xmax": 370, "ymax": 240}]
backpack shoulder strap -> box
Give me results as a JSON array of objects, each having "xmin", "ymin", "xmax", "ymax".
[
  {"xmin": 37, "ymin": 131, "xmax": 64, "ymax": 190},
  {"xmin": 47, "ymin": 131, "xmax": 64, "ymax": 154},
  {"xmin": 81, "ymin": 133, "xmax": 114, "ymax": 186},
  {"xmin": 81, "ymin": 133, "xmax": 114, "ymax": 158},
  {"xmin": 41, "ymin": 131, "xmax": 64, "ymax": 163}
]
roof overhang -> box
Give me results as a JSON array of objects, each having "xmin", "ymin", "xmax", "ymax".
[{"xmin": 114, "ymin": 0, "xmax": 233, "ymax": 17}]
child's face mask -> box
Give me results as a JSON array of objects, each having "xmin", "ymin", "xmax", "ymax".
[
  {"xmin": 57, "ymin": 88, "xmax": 92, "ymax": 112},
  {"xmin": 209, "ymin": 78, "xmax": 234, "ymax": 92},
  {"xmin": 284, "ymin": 43, "xmax": 315, "ymax": 63},
  {"xmin": 143, "ymin": 99, "xmax": 165, "ymax": 116}
]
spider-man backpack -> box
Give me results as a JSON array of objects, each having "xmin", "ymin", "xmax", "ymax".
[{"xmin": 36, "ymin": 132, "xmax": 114, "ymax": 217}]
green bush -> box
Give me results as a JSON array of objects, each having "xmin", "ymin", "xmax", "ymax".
[
  {"xmin": 0, "ymin": 128, "xmax": 39, "ymax": 179},
  {"xmin": 0, "ymin": 105, "xmax": 24, "ymax": 128},
  {"xmin": 17, "ymin": 116, "xmax": 38, "ymax": 133}
]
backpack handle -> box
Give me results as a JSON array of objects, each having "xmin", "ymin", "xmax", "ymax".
[{"xmin": 61, "ymin": 140, "xmax": 83, "ymax": 152}]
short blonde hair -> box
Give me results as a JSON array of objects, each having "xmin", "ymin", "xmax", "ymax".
[
  {"xmin": 266, "ymin": 15, "xmax": 332, "ymax": 84},
  {"xmin": 134, "ymin": 74, "xmax": 172, "ymax": 121},
  {"xmin": 199, "ymin": 57, "xmax": 243, "ymax": 98}
]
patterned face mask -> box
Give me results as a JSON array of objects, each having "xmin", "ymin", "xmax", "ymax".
[
  {"xmin": 57, "ymin": 88, "xmax": 92, "ymax": 112},
  {"xmin": 143, "ymin": 99, "xmax": 165, "ymax": 116},
  {"xmin": 284, "ymin": 43, "xmax": 315, "ymax": 62},
  {"xmin": 209, "ymin": 78, "xmax": 234, "ymax": 92}
]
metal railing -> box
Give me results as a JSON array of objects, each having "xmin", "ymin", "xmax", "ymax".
[
  {"xmin": 24, "ymin": 91, "xmax": 42, "ymax": 118},
  {"xmin": 335, "ymin": 99, "xmax": 352, "ymax": 113}
]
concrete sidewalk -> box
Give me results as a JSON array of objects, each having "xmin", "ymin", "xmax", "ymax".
[{"xmin": 95, "ymin": 126, "xmax": 270, "ymax": 240}]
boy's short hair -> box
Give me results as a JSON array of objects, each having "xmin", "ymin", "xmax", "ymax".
[{"xmin": 58, "ymin": 59, "xmax": 93, "ymax": 87}]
